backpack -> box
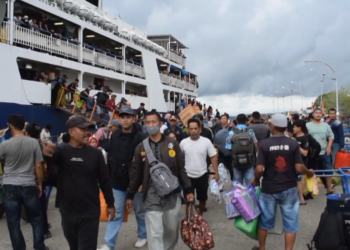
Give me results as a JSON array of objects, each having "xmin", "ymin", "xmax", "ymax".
[
  {"xmin": 143, "ymin": 138, "xmax": 179, "ymax": 197},
  {"xmin": 307, "ymin": 134, "xmax": 321, "ymax": 160},
  {"xmin": 307, "ymin": 210, "xmax": 347, "ymax": 250},
  {"xmin": 230, "ymin": 128, "xmax": 254, "ymax": 169}
]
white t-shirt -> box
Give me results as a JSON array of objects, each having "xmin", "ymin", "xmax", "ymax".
[
  {"xmin": 180, "ymin": 136, "xmax": 217, "ymax": 178},
  {"xmin": 40, "ymin": 129, "xmax": 52, "ymax": 144}
]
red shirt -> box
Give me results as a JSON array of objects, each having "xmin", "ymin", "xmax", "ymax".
[{"xmin": 106, "ymin": 99, "xmax": 116, "ymax": 111}]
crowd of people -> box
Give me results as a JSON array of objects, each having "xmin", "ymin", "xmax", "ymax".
[{"xmin": 0, "ymin": 104, "xmax": 346, "ymax": 250}]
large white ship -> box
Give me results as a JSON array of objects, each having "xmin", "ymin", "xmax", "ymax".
[{"xmin": 0, "ymin": 0, "xmax": 198, "ymax": 135}]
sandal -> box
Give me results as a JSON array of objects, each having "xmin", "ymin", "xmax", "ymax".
[
  {"xmin": 326, "ymin": 191, "xmax": 335, "ymax": 195},
  {"xmin": 299, "ymin": 202, "xmax": 307, "ymax": 205},
  {"xmin": 252, "ymin": 247, "xmax": 260, "ymax": 250}
]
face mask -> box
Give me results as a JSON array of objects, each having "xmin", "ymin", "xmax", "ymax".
[{"xmin": 147, "ymin": 125, "xmax": 160, "ymax": 136}]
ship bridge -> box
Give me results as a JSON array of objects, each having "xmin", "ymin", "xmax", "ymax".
[{"xmin": 147, "ymin": 34, "xmax": 187, "ymax": 67}]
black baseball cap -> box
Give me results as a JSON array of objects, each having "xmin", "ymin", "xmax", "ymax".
[
  {"xmin": 119, "ymin": 105, "xmax": 135, "ymax": 116},
  {"xmin": 65, "ymin": 116, "xmax": 95, "ymax": 129}
]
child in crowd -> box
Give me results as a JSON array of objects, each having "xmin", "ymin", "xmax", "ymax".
[{"xmin": 89, "ymin": 136, "xmax": 107, "ymax": 163}]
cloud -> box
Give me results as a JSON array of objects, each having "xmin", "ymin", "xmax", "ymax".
[{"xmin": 104, "ymin": 0, "xmax": 350, "ymax": 113}]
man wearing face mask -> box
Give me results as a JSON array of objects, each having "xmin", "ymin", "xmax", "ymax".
[
  {"xmin": 126, "ymin": 110, "xmax": 194, "ymax": 250},
  {"xmin": 98, "ymin": 105, "xmax": 148, "ymax": 250},
  {"xmin": 42, "ymin": 116, "xmax": 115, "ymax": 250}
]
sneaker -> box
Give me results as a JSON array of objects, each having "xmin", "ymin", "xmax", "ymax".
[
  {"xmin": 97, "ymin": 244, "xmax": 113, "ymax": 250},
  {"xmin": 135, "ymin": 238, "xmax": 147, "ymax": 248}
]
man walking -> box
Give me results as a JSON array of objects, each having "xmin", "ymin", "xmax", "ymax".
[
  {"xmin": 307, "ymin": 108, "xmax": 334, "ymax": 194},
  {"xmin": 327, "ymin": 108, "xmax": 345, "ymax": 167},
  {"xmin": 180, "ymin": 118, "xmax": 219, "ymax": 215},
  {"xmin": 252, "ymin": 114, "xmax": 314, "ymax": 250},
  {"xmin": 43, "ymin": 116, "xmax": 115, "ymax": 250},
  {"xmin": 232, "ymin": 114, "xmax": 258, "ymax": 184},
  {"xmin": 0, "ymin": 114, "xmax": 48, "ymax": 250},
  {"xmin": 126, "ymin": 110, "xmax": 194, "ymax": 250},
  {"xmin": 249, "ymin": 111, "xmax": 270, "ymax": 143},
  {"xmin": 99, "ymin": 106, "xmax": 148, "ymax": 250}
]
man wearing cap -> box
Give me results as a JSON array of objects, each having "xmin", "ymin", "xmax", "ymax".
[
  {"xmin": 251, "ymin": 114, "xmax": 314, "ymax": 250},
  {"xmin": 163, "ymin": 115, "xmax": 185, "ymax": 142},
  {"xmin": 108, "ymin": 119, "xmax": 120, "ymax": 134},
  {"xmin": 42, "ymin": 116, "xmax": 115, "ymax": 250},
  {"xmin": 307, "ymin": 108, "xmax": 334, "ymax": 194},
  {"xmin": 99, "ymin": 105, "xmax": 148, "ymax": 250}
]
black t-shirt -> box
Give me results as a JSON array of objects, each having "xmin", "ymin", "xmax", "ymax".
[
  {"xmin": 257, "ymin": 136, "xmax": 303, "ymax": 194},
  {"xmin": 96, "ymin": 92, "xmax": 109, "ymax": 105},
  {"xmin": 293, "ymin": 134, "xmax": 309, "ymax": 164},
  {"xmin": 46, "ymin": 144, "xmax": 114, "ymax": 218},
  {"xmin": 136, "ymin": 107, "xmax": 146, "ymax": 120},
  {"xmin": 200, "ymin": 127, "xmax": 213, "ymax": 143}
]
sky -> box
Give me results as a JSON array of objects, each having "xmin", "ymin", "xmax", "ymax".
[{"xmin": 104, "ymin": 0, "xmax": 350, "ymax": 114}]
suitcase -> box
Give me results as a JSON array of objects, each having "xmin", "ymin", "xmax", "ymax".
[{"xmin": 326, "ymin": 194, "xmax": 350, "ymax": 220}]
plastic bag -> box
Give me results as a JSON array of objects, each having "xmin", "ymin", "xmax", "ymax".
[
  {"xmin": 209, "ymin": 179, "xmax": 221, "ymax": 204},
  {"xmin": 217, "ymin": 163, "xmax": 229, "ymax": 190},
  {"xmin": 232, "ymin": 185, "xmax": 261, "ymax": 223},
  {"xmin": 222, "ymin": 191, "xmax": 240, "ymax": 219},
  {"xmin": 234, "ymin": 187, "xmax": 261, "ymax": 240},
  {"xmin": 312, "ymin": 175, "xmax": 319, "ymax": 196},
  {"xmin": 302, "ymin": 175, "xmax": 313, "ymax": 195}
]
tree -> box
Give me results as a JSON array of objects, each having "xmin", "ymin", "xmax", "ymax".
[{"xmin": 314, "ymin": 87, "xmax": 350, "ymax": 117}]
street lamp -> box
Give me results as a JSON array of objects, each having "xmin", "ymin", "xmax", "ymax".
[
  {"xmin": 291, "ymin": 81, "xmax": 303, "ymax": 112},
  {"xmin": 282, "ymin": 86, "xmax": 293, "ymax": 111},
  {"xmin": 275, "ymin": 91, "xmax": 280, "ymax": 112},
  {"xmin": 305, "ymin": 60, "xmax": 339, "ymax": 117},
  {"xmin": 310, "ymin": 69, "xmax": 326, "ymax": 109}
]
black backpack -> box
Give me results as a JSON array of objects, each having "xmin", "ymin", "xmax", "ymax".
[
  {"xmin": 307, "ymin": 209, "xmax": 348, "ymax": 250},
  {"xmin": 307, "ymin": 134, "xmax": 321, "ymax": 165}
]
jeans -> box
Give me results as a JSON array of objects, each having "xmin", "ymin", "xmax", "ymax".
[
  {"xmin": 317, "ymin": 154, "xmax": 332, "ymax": 175},
  {"xmin": 233, "ymin": 166, "xmax": 254, "ymax": 185},
  {"xmin": 39, "ymin": 183, "xmax": 49, "ymax": 234},
  {"xmin": 145, "ymin": 196, "xmax": 181, "ymax": 250},
  {"xmin": 258, "ymin": 187, "xmax": 299, "ymax": 233},
  {"xmin": 61, "ymin": 215, "xmax": 99, "ymax": 250},
  {"xmin": 2, "ymin": 185, "xmax": 46, "ymax": 250},
  {"xmin": 331, "ymin": 143, "xmax": 341, "ymax": 167},
  {"xmin": 105, "ymin": 190, "xmax": 146, "ymax": 248}
]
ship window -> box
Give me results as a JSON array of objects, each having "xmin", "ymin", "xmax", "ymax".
[{"xmin": 125, "ymin": 82, "xmax": 147, "ymax": 97}]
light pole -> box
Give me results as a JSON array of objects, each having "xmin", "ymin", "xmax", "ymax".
[
  {"xmin": 271, "ymin": 95, "xmax": 275, "ymax": 113},
  {"xmin": 282, "ymin": 86, "xmax": 293, "ymax": 111},
  {"xmin": 305, "ymin": 60, "xmax": 339, "ymax": 117},
  {"xmin": 275, "ymin": 91, "xmax": 280, "ymax": 112},
  {"xmin": 291, "ymin": 81, "xmax": 303, "ymax": 112},
  {"xmin": 310, "ymin": 68, "xmax": 326, "ymax": 109}
]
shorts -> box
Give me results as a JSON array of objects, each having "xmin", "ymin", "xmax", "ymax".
[
  {"xmin": 187, "ymin": 173, "xmax": 209, "ymax": 202},
  {"xmin": 258, "ymin": 187, "xmax": 299, "ymax": 233},
  {"xmin": 317, "ymin": 154, "xmax": 332, "ymax": 175}
]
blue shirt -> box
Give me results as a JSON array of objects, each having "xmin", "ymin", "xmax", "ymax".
[
  {"xmin": 327, "ymin": 120, "xmax": 345, "ymax": 148},
  {"xmin": 0, "ymin": 137, "xmax": 5, "ymax": 143}
]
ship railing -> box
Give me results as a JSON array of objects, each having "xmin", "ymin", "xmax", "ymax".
[
  {"xmin": 125, "ymin": 60, "xmax": 145, "ymax": 78},
  {"xmin": 159, "ymin": 73, "xmax": 170, "ymax": 85},
  {"xmin": 57, "ymin": 88, "xmax": 114, "ymax": 125},
  {"xmin": 10, "ymin": 21, "xmax": 80, "ymax": 60},
  {"xmin": 0, "ymin": 21, "xmax": 10, "ymax": 43},
  {"xmin": 169, "ymin": 51, "xmax": 186, "ymax": 66}
]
